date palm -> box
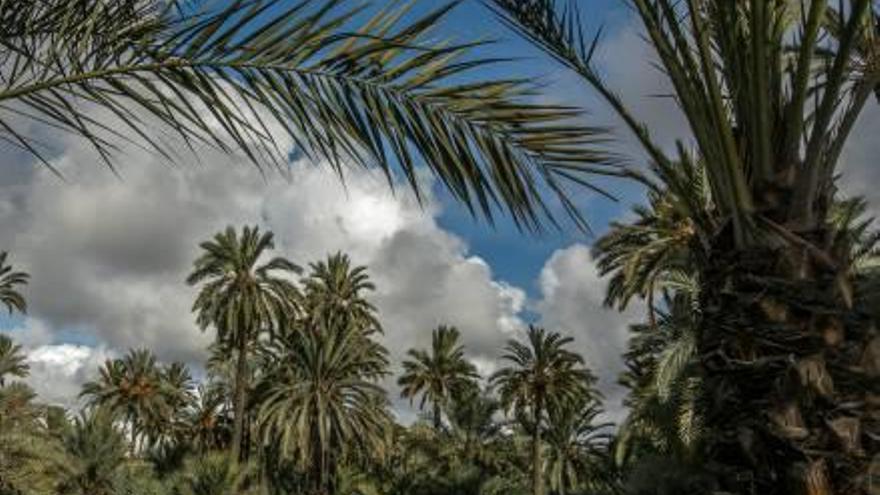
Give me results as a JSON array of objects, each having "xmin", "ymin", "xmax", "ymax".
[
  {"xmin": 80, "ymin": 348, "xmax": 169, "ymax": 454},
  {"xmin": 57, "ymin": 410, "xmax": 129, "ymax": 495},
  {"xmin": 0, "ymin": 252, "xmax": 28, "ymax": 315},
  {"xmin": 155, "ymin": 361, "xmax": 195, "ymax": 446},
  {"xmin": 0, "ymin": 382, "xmax": 67, "ymax": 495},
  {"xmin": 255, "ymin": 320, "xmax": 391, "ymax": 495},
  {"xmin": 186, "ymin": 383, "xmax": 232, "ymax": 454},
  {"xmin": 1, "ymin": 0, "xmax": 618, "ymax": 232},
  {"xmin": 544, "ymin": 395, "xmax": 612, "ymax": 495},
  {"xmin": 489, "ymin": 1, "xmax": 880, "ymax": 493},
  {"xmin": 398, "ymin": 325, "xmax": 479, "ymax": 430},
  {"xmin": 490, "ymin": 326, "xmax": 591, "ymax": 495},
  {"xmin": 0, "ymin": 334, "xmax": 29, "ymax": 387},
  {"xmin": 186, "ymin": 225, "xmax": 300, "ymax": 462}
]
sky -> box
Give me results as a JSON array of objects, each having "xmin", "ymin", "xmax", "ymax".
[{"xmin": 1, "ymin": 0, "xmax": 878, "ymax": 425}]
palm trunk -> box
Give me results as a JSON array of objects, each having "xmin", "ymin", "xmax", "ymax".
[
  {"xmin": 433, "ymin": 401, "xmax": 443, "ymax": 431},
  {"xmin": 698, "ymin": 223, "xmax": 877, "ymax": 494},
  {"xmin": 129, "ymin": 416, "xmax": 138, "ymax": 457},
  {"xmin": 231, "ymin": 333, "xmax": 249, "ymax": 463},
  {"xmin": 532, "ymin": 396, "xmax": 544, "ymax": 495}
]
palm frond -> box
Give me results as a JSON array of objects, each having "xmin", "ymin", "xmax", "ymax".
[{"xmin": 1, "ymin": 0, "xmax": 623, "ymax": 230}]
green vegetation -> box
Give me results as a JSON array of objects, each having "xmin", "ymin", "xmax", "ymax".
[
  {"xmin": 0, "ymin": 235, "xmax": 615, "ymax": 495},
  {"xmin": 1, "ymin": 1, "xmax": 878, "ymax": 494}
]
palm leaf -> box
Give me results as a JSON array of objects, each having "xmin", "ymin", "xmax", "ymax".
[{"xmin": 0, "ymin": 0, "xmax": 622, "ymax": 230}]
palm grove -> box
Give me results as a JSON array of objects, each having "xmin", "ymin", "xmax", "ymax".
[{"xmin": 0, "ymin": 1, "xmax": 878, "ymax": 495}]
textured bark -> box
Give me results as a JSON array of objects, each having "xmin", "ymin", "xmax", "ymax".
[{"xmin": 698, "ymin": 225, "xmax": 879, "ymax": 494}]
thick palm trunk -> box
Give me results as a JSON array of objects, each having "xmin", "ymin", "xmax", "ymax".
[
  {"xmin": 231, "ymin": 333, "xmax": 249, "ymax": 463},
  {"xmin": 532, "ymin": 398, "xmax": 544, "ymax": 495},
  {"xmin": 698, "ymin": 223, "xmax": 878, "ymax": 494}
]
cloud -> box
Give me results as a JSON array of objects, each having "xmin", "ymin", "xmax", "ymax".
[
  {"xmin": 535, "ymin": 244, "xmax": 641, "ymax": 423},
  {"xmin": 26, "ymin": 343, "xmax": 113, "ymax": 409},
  {"xmin": 0, "ymin": 105, "xmax": 529, "ymax": 414}
]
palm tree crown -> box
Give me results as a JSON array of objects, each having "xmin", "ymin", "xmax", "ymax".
[
  {"xmin": 255, "ymin": 313, "xmax": 391, "ymax": 494},
  {"xmin": 80, "ymin": 349, "xmax": 170, "ymax": 452},
  {"xmin": 398, "ymin": 325, "xmax": 479, "ymax": 430},
  {"xmin": 187, "ymin": 225, "xmax": 300, "ymax": 462},
  {"xmin": 301, "ymin": 252, "xmax": 380, "ymax": 335}
]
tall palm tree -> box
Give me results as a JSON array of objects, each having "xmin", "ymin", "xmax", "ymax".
[
  {"xmin": 0, "ymin": 252, "xmax": 28, "ymax": 315},
  {"xmin": 398, "ymin": 325, "xmax": 479, "ymax": 430},
  {"xmin": 186, "ymin": 225, "xmax": 300, "ymax": 462},
  {"xmin": 255, "ymin": 320, "xmax": 391, "ymax": 495},
  {"xmin": 490, "ymin": 326, "xmax": 591, "ymax": 495},
  {"xmin": 80, "ymin": 348, "xmax": 169, "ymax": 453},
  {"xmin": 2, "ymin": 0, "xmax": 615, "ymax": 232},
  {"xmin": 0, "ymin": 334, "xmax": 29, "ymax": 387},
  {"xmin": 489, "ymin": 2, "xmax": 880, "ymax": 493}
]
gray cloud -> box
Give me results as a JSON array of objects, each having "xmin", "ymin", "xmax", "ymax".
[
  {"xmin": 535, "ymin": 244, "xmax": 641, "ymax": 423},
  {"xmin": 0, "ymin": 105, "xmax": 531, "ymax": 417}
]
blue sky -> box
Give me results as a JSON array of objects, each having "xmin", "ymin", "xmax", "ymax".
[
  {"xmin": 0, "ymin": 0, "xmax": 658, "ymax": 414},
  {"xmin": 432, "ymin": 0, "xmax": 646, "ymax": 297}
]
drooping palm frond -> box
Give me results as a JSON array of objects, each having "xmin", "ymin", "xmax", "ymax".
[
  {"xmin": 398, "ymin": 325, "xmax": 479, "ymax": 430},
  {"xmin": 0, "ymin": 334, "xmax": 30, "ymax": 387},
  {"xmin": 0, "ymin": 0, "xmax": 623, "ymax": 230},
  {"xmin": 301, "ymin": 253, "xmax": 380, "ymax": 336},
  {"xmin": 254, "ymin": 316, "xmax": 392, "ymax": 493},
  {"xmin": 0, "ymin": 252, "xmax": 29, "ymax": 315}
]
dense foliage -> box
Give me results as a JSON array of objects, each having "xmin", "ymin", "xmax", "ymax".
[{"xmin": 0, "ymin": 231, "xmax": 620, "ymax": 495}]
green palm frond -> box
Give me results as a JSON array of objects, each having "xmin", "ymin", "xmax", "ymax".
[
  {"xmin": 1, "ymin": 0, "xmax": 622, "ymax": 230},
  {"xmin": 0, "ymin": 334, "xmax": 30, "ymax": 387},
  {"xmin": 301, "ymin": 253, "xmax": 380, "ymax": 337},
  {"xmin": 398, "ymin": 325, "xmax": 479, "ymax": 430},
  {"xmin": 0, "ymin": 252, "xmax": 29, "ymax": 315}
]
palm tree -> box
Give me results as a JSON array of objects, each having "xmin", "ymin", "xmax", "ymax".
[
  {"xmin": 0, "ymin": 382, "xmax": 68, "ymax": 495},
  {"xmin": 80, "ymin": 348, "xmax": 169, "ymax": 453},
  {"xmin": 489, "ymin": 2, "xmax": 880, "ymax": 493},
  {"xmin": 186, "ymin": 383, "xmax": 232, "ymax": 454},
  {"xmin": 398, "ymin": 325, "xmax": 479, "ymax": 430},
  {"xmin": 2, "ymin": 0, "xmax": 615, "ymax": 232},
  {"xmin": 543, "ymin": 397, "xmax": 612, "ymax": 495},
  {"xmin": 57, "ymin": 410, "xmax": 129, "ymax": 495},
  {"xmin": 186, "ymin": 225, "xmax": 300, "ymax": 462},
  {"xmin": 0, "ymin": 334, "xmax": 29, "ymax": 387},
  {"xmin": 593, "ymin": 156, "xmax": 711, "ymax": 324},
  {"xmin": 0, "ymin": 252, "xmax": 28, "ymax": 315},
  {"xmin": 446, "ymin": 386, "xmax": 503, "ymax": 465},
  {"xmin": 491, "ymin": 326, "xmax": 591, "ymax": 495},
  {"xmin": 155, "ymin": 361, "xmax": 195, "ymax": 446},
  {"xmin": 254, "ymin": 313, "xmax": 391, "ymax": 494}
]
